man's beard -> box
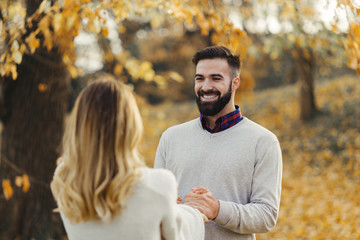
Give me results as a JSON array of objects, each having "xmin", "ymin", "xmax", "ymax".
[{"xmin": 196, "ymin": 83, "xmax": 232, "ymax": 117}]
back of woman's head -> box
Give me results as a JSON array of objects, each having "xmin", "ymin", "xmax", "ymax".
[{"xmin": 51, "ymin": 77, "xmax": 145, "ymax": 223}]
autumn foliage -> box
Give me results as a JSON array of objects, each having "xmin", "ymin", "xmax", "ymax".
[
  {"xmin": 0, "ymin": 0, "xmax": 250, "ymax": 81},
  {"xmin": 1, "ymin": 174, "xmax": 30, "ymax": 200},
  {"xmin": 1, "ymin": 0, "xmax": 360, "ymax": 239}
]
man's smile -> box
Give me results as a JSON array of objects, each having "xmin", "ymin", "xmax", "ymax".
[
  {"xmin": 198, "ymin": 90, "xmax": 221, "ymax": 103},
  {"xmin": 201, "ymin": 94, "xmax": 219, "ymax": 102}
]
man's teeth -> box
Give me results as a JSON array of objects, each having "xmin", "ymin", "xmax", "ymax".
[{"xmin": 203, "ymin": 95, "xmax": 217, "ymax": 99}]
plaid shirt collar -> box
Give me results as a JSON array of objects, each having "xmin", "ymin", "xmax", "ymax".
[{"xmin": 200, "ymin": 105, "xmax": 243, "ymax": 133}]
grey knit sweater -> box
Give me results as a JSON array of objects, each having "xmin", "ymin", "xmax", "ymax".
[{"xmin": 154, "ymin": 117, "xmax": 282, "ymax": 240}]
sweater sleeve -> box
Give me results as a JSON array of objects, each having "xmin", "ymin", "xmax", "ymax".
[
  {"xmin": 159, "ymin": 170, "xmax": 180, "ymax": 240},
  {"xmin": 176, "ymin": 205, "xmax": 205, "ymax": 240},
  {"xmin": 159, "ymin": 170, "xmax": 204, "ymax": 240},
  {"xmin": 213, "ymin": 140, "xmax": 282, "ymax": 234},
  {"xmin": 154, "ymin": 132, "xmax": 166, "ymax": 169}
]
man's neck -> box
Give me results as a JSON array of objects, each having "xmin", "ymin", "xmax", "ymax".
[
  {"xmin": 205, "ymin": 116, "xmax": 218, "ymax": 129},
  {"xmin": 204, "ymin": 104, "xmax": 236, "ymax": 129}
]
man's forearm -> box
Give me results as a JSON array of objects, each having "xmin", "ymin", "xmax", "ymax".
[{"xmin": 213, "ymin": 200, "xmax": 279, "ymax": 234}]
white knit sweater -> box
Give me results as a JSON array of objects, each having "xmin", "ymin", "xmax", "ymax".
[
  {"xmin": 60, "ymin": 168, "xmax": 204, "ymax": 240},
  {"xmin": 154, "ymin": 117, "xmax": 282, "ymax": 240}
]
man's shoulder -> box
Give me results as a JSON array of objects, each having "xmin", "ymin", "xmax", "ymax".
[
  {"xmin": 162, "ymin": 118, "xmax": 200, "ymax": 136},
  {"xmin": 241, "ymin": 117, "xmax": 278, "ymax": 142}
]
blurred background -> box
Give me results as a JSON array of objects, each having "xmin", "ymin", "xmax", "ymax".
[{"xmin": 0, "ymin": 0, "xmax": 359, "ymax": 239}]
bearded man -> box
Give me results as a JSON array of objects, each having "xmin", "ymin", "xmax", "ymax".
[{"xmin": 154, "ymin": 46, "xmax": 283, "ymax": 240}]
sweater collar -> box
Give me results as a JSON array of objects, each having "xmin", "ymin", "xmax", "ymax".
[{"xmin": 200, "ymin": 105, "xmax": 243, "ymax": 133}]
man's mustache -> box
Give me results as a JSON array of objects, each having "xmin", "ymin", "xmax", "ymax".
[{"xmin": 197, "ymin": 90, "xmax": 220, "ymax": 97}]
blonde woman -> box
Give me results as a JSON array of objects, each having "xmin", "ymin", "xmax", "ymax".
[{"xmin": 51, "ymin": 78, "xmax": 205, "ymax": 240}]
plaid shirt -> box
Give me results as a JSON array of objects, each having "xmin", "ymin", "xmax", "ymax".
[{"xmin": 200, "ymin": 105, "xmax": 243, "ymax": 133}]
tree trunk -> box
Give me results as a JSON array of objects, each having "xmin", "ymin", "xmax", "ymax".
[
  {"xmin": 0, "ymin": 45, "xmax": 70, "ymax": 239},
  {"xmin": 295, "ymin": 45, "xmax": 316, "ymax": 121}
]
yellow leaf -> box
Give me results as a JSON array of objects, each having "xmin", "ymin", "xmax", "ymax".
[
  {"xmin": 0, "ymin": 53, "xmax": 6, "ymax": 62},
  {"xmin": 154, "ymin": 75, "xmax": 167, "ymax": 89},
  {"xmin": 20, "ymin": 43, "xmax": 27, "ymax": 54},
  {"xmin": 22, "ymin": 174, "xmax": 30, "ymax": 193},
  {"xmin": 69, "ymin": 66, "xmax": 78, "ymax": 78},
  {"xmin": 12, "ymin": 51, "xmax": 22, "ymax": 64},
  {"xmin": 92, "ymin": 18, "xmax": 101, "ymax": 33},
  {"xmin": 53, "ymin": 13, "xmax": 64, "ymax": 34},
  {"xmin": 303, "ymin": 49, "xmax": 311, "ymax": 60},
  {"xmin": 38, "ymin": 83, "xmax": 48, "ymax": 92},
  {"xmin": 11, "ymin": 40, "xmax": 19, "ymax": 51},
  {"xmin": 38, "ymin": 0, "xmax": 48, "ymax": 14},
  {"xmin": 309, "ymin": 39, "xmax": 316, "ymax": 48},
  {"xmin": 8, "ymin": 3, "xmax": 26, "ymax": 19},
  {"xmin": 15, "ymin": 176, "xmax": 23, "ymax": 187},
  {"xmin": 0, "ymin": 20, "xmax": 4, "ymax": 36},
  {"xmin": 168, "ymin": 71, "xmax": 184, "ymax": 83},
  {"xmin": 295, "ymin": 37, "xmax": 302, "ymax": 47},
  {"xmin": 64, "ymin": 0, "xmax": 74, "ymax": 9},
  {"xmin": 86, "ymin": 18, "xmax": 96, "ymax": 32},
  {"xmin": 38, "ymin": 16, "xmax": 49, "ymax": 35},
  {"xmin": 43, "ymin": 29, "xmax": 53, "ymax": 51},
  {"xmin": 11, "ymin": 64, "xmax": 17, "ymax": 80},
  {"xmin": 113, "ymin": 63, "xmax": 123, "ymax": 76},
  {"xmin": 66, "ymin": 13, "xmax": 78, "ymax": 30},
  {"xmin": 281, "ymin": 2, "xmax": 295, "ymax": 19},
  {"xmin": 3, "ymin": 63, "xmax": 11, "ymax": 76},
  {"xmin": 140, "ymin": 61, "xmax": 152, "ymax": 72},
  {"xmin": 118, "ymin": 26, "xmax": 126, "ymax": 34},
  {"xmin": 0, "ymin": 66, "xmax": 4, "ymax": 77},
  {"xmin": 62, "ymin": 53, "xmax": 71, "ymax": 64},
  {"xmin": 25, "ymin": 32, "xmax": 40, "ymax": 54},
  {"xmin": 102, "ymin": 27, "xmax": 109, "ymax": 37},
  {"xmin": 150, "ymin": 15, "xmax": 164, "ymax": 29},
  {"xmin": 331, "ymin": 24, "xmax": 337, "ymax": 32},
  {"xmin": 143, "ymin": 69, "xmax": 155, "ymax": 82},
  {"xmin": 2, "ymin": 179, "xmax": 13, "ymax": 200},
  {"xmin": 302, "ymin": 6, "xmax": 315, "ymax": 17},
  {"xmin": 347, "ymin": 57, "xmax": 358, "ymax": 70}
]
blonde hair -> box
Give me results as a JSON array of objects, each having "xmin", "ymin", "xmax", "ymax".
[{"xmin": 51, "ymin": 77, "xmax": 145, "ymax": 223}]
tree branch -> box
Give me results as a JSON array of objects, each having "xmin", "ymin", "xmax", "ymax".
[{"xmin": 0, "ymin": 154, "xmax": 49, "ymax": 189}]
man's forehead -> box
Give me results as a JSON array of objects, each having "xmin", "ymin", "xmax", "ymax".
[{"xmin": 196, "ymin": 59, "xmax": 229, "ymax": 75}]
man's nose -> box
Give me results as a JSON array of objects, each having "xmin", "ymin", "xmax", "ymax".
[{"xmin": 202, "ymin": 79, "xmax": 213, "ymax": 91}]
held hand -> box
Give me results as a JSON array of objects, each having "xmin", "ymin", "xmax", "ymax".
[
  {"xmin": 176, "ymin": 185, "xmax": 182, "ymax": 204},
  {"xmin": 177, "ymin": 195, "xmax": 183, "ymax": 204},
  {"xmin": 184, "ymin": 186, "xmax": 219, "ymax": 220},
  {"xmin": 191, "ymin": 186, "xmax": 208, "ymax": 194}
]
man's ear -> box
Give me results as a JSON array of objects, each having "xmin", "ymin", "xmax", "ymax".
[{"xmin": 232, "ymin": 77, "xmax": 240, "ymax": 91}]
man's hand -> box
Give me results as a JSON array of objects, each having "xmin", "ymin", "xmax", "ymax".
[{"xmin": 184, "ymin": 186, "xmax": 219, "ymax": 220}]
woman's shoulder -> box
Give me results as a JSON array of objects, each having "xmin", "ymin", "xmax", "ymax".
[
  {"xmin": 140, "ymin": 168, "xmax": 178, "ymax": 197},
  {"xmin": 142, "ymin": 167, "xmax": 177, "ymax": 186}
]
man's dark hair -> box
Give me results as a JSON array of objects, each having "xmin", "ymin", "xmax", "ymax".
[{"xmin": 192, "ymin": 46, "xmax": 241, "ymax": 78}]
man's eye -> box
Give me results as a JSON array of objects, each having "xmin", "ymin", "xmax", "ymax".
[
  {"xmin": 213, "ymin": 78, "xmax": 221, "ymax": 81},
  {"xmin": 195, "ymin": 78, "xmax": 203, "ymax": 81}
]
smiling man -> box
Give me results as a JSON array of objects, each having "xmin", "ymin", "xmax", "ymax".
[{"xmin": 154, "ymin": 46, "xmax": 283, "ymax": 240}]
